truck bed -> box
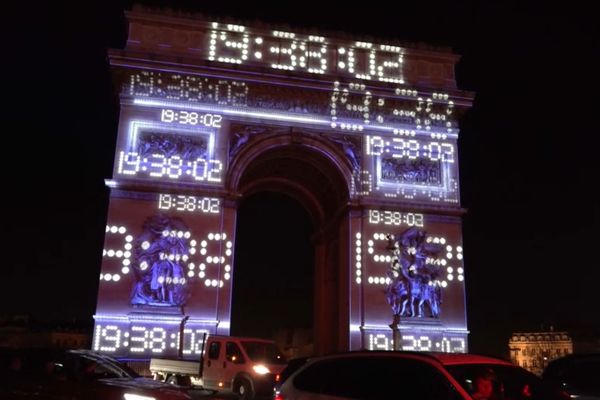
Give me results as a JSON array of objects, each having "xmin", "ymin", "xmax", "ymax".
[{"xmin": 149, "ymin": 358, "xmax": 201, "ymax": 376}]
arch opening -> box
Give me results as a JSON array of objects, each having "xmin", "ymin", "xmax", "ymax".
[
  {"xmin": 231, "ymin": 192, "xmax": 314, "ymax": 357},
  {"xmin": 229, "ymin": 134, "xmax": 352, "ymax": 355}
]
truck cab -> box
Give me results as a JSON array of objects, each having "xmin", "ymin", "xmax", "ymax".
[{"xmin": 150, "ymin": 335, "xmax": 287, "ymax": 399}]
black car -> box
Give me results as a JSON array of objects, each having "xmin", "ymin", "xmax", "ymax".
[
  {"xmin": 0, "ymin": 348, "xmax": 191, "ymax": 400},
  {"xmin": 542, "ymin": 353, "xmax": 600, "ymax": 399}
]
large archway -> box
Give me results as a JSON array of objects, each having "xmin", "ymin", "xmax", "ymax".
[{"xmin": 92, "ymin": 9, "xmax": 472, "ymax": 361}]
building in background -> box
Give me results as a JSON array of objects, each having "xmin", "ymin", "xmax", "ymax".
[
  {"xmin": 0, "ymin": 315, "xmax": 91, "ymax": 349},
  {"xmin": 509, "ymin": 330, "xmax": 573, "ymax": 375}
]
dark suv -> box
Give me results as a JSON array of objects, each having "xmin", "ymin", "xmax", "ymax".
[
  {"xmin": 542, "ymin": 353, "xmax": 600, "ymax": 399},
  {"xmin": 0, "ymin": 348, "xmax": 191, "ymax": 400},
  {"xmin": 276, "ymin": 351, "xmax": 569, "ymax": 400}
]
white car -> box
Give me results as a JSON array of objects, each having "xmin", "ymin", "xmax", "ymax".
[{"xmin": 276, "ymin": 351, "xmax": 569, "ymax": 400}]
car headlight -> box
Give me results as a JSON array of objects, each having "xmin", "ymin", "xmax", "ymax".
[
  {"xmin": 123, "ymin": 394, "xmax": 157, "ymax": 400},
  {"xmin": 252, "ymin": 364, "xmax": 270, "ymax": 375}
]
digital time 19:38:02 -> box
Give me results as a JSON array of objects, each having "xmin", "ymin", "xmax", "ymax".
[
  {"xmin": 158, "ymin": 194, "xmax": 220, "ymax": 213},
  {"xmin": 368, "ymin": 210, "xmax": 424, "ymax": 226},
  {"xmin": 160, "ymin": 109, "xmax": 223, "ymax": 127}
]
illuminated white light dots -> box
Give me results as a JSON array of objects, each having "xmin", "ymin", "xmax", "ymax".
[
  {"xmin": 224, "ymin": 265, "xmax": 231, "ymax": 272},
  {"xmin": 209, "ymin": 24, "xmax": 249, "ymax": 64},
  {"xmin": 354, "ymin": 232, "xmax": 363, "ymax": 285},
  {"xmin": 141, "ymin": 241, "xmax": 150, "ymax": 250},
  {"xmin": 187, "ymin": 271, "xmax": 195, "ymax": 278},
  {"xmin": 121, "ymin": 267, "xmax": 130, "ymax": 274}
]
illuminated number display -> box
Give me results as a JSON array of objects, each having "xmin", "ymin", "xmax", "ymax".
[
  {"xmin": 158, "ymin": 194, "xmax": 220, "ymax": 213},
  {"xmin": 93, "ymin": 324, "xmax": 209, "ymax": 357},
  {"xmin": 359, "ymin": 134, "xmax": 459, "ymax": 203},
  {"xmin": 203, "ymin": 23, "xmax": 405, "ymax": 83},
  {"xmin": 114, "ymin": 109, "xmax": 224, "ymax": 185},
  {"xmin": 129, "ymin": 72, "xmax": 456, "ymax": 134},
  {"xmin": 161, "ymin": 109, "xmax": 223, "ymax": 128},
  {"xmin": 367, "ymin": 332, "xmax": 467, "ymax": 353},
  {"xmin": 368, "ymin": 210, "xmax": 424, "ymax": 226}
]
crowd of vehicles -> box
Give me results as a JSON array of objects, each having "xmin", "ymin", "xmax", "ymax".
[{"xmin": 2, "ymin": 341, "xmax": 598, "ymax": 400}]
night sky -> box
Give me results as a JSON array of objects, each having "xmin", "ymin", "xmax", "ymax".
[{"xmin": 5, "ymin": 1, "xmax": 598, "ymax": 357}]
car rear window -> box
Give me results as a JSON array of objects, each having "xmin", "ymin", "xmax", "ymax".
[{"xmin": 293, "ymin": 356, "xmax": 458, "ymax": 399}]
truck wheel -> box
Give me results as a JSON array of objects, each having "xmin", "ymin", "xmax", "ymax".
[
  {"xmin": 235, "ymin": 378, "xmax": 254, "ymax": 400},
  {"xmin": 166, "ymin": 374, "xmax": 179, "ymax": 385},
  {"xmin": 167, "ymin": 374, "xmax": 190, "ymax": 386}
]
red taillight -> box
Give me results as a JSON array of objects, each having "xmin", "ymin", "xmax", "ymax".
[
  {"xmin": 275, "ymin": 373, "xmax": 280, "ymax": 382},
  {"xmin": 274, "ymin": 393, "xmax": 284, "ymax": 400}
]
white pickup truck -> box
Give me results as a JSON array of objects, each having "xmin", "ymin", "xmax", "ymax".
[{"xmin": 150, "ymin": 335, "xmax": 287, "ymax": 399}]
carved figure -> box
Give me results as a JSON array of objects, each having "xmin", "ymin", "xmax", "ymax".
[
  {"xmin": 130, "ymin": 214, "xmax": 190, "ymax": 307},
  {"xmin": 384, "ymin": 227, "xmax": 443, "ymax": 318}
]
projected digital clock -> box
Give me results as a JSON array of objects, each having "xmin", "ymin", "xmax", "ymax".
[
  {"xmin": 158, "ymin": 194, "xmax": 220, "ymax": 213},
  {"xmin": 368, "ymin": 210, "xmax": 424, "ymax": 226},
  {"xmin": 367, "ymin": 331, "xmax": 467, "ymax": 353},
  {"xmin": 94, "ymin": 323, "xmax": 209, "ymax": 357},
  {"xmin": 366, "ymin": 135, "xmax": 454, "ymax": 162},
  {"xmin": 161, "ymin": 109, "xmax": 223, "ymax": 127},
  {"xmin": 118, "ymin": 152, "xmax": 223, "ymax": 182}
]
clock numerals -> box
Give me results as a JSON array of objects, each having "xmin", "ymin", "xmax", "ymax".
[
  {"xmin": 160, "ymin": 109, "xmax": 223, "ymax": 128},
  {"xmin": 158, "ymin": 194, "xmax": 220, "ymax": 214},
  {"xmin": 368, "ymin": 210, "xmax": 424, "ymax": 227}
]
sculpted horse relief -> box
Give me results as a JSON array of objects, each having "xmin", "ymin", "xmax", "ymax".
[{"xmin": 384, "ymin": 227, "xmax": 443, "ymax": 319}]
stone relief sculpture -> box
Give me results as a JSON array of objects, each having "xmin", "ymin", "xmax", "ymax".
[
  {"xmin": 328, "ymin": 135, "xmax": 361, "ymax": 172},
  {"xmin": 130, "ymin": 214, "xmax": 191, "ymax": 307},
  {"xmin": 138, "ymin": 131, "xmax": 208, "ymax": 161},
  {"xmin": 385, "ymin": 227, "xmax": 443, "ymax": 319},
  {"xmin": 381, "ymin": 157, "xmax": 441, "ymax": 185}
]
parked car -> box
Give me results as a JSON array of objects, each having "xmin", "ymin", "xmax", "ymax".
[
  {"xmin": 542, "ymin": 353, "xmax": 600, "ymax": 399},
  {"xmin": 274, "ymin": 356, "xmax": 310, "ymax": 396},
  {"xmin": 0, "ymin": 348, "xmax": 191, "ymax": 400},
  {"xmin": 275, "ymin": 351, "xmax": 569, "ymax": 400}
]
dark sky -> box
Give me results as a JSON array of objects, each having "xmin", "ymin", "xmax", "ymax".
[{"xmin": 5, "ymin": 1, "xmax": 599, "ymax": 356}]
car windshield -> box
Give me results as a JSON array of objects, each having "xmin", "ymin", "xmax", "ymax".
[
  {"xmin": 241, "ymin": 341, "xmax": 286, "ymax": 364},
  {"xmin": 445, "ymin": 363, "xmax": 568, "ymax": 400}
]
